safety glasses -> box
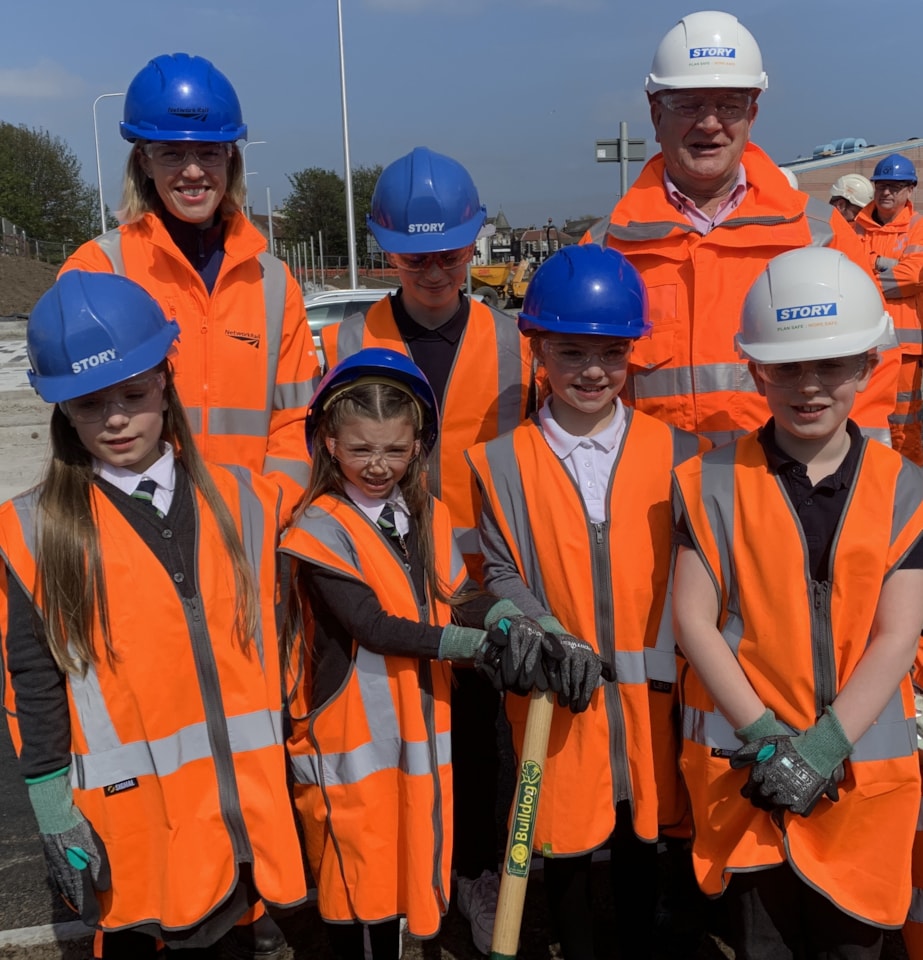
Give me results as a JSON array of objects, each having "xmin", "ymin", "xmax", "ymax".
[
  {"xmin": 62, "ymin": 373, "xmax": 166, "ymax": 423},
  {"xmin": 541, "ymin": 340, "xmax": 632, "ymax": 370},
  {"xmin": 657, "ymin": 92, "xmax": 753, "ymax": 121},
  {"xmin": 754, "ymin": 355, "xmax": 870, "ymax": 389},
  {"xmin": 142, "ymin": 143, "xmax": 231, "ymax": 169},
  {"xmin": 389, "ymin": 246, "xmax": 474, "ymax": 272}
]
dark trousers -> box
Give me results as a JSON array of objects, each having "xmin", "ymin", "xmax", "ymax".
[
  {"xmin": 543, "ymin": 801, "xmax": 659, "ymax": 960},
  {"xmin": 325, "ymin": 919, "xmax": 400, "ymax": 960},
  {"xmin": 723, "ymin": 863, "xmax": 883, "ymax": 960},
  {"xmin": 451, "ymin": 667, "xmax": 502, "ymax": 879}
]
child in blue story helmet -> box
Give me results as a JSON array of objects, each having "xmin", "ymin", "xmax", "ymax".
[
  {"xmin": 2, "ymin": 272, "xmax": 307, "ymax": 960},
  {"xmin": 280, "ymin": 347, "xmax": 553, "ymax": 960},
  {"xmin": 673, "ymin": 246, "xmax": 923, "ymax": 958},
  {"xmin": 466, "ymin": 245, "xmax": 707, "ymax": 960},
  {"xmin": 319, "ymin": 146, "xmax": 535, "ymax": 954}
]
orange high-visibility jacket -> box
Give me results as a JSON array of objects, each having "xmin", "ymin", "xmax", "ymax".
[
  {"xmin": 281, "ymin": 493, "xmax": 466, "ymax": 936},
  {"xmin": 60, "ymin": 212, "xmax": 320, "ymax": 517},
  {"xmin": 673, "ymin": 433, "xmax": 923, "ymax": 927},
  {"xmin": 466, "ymin": 411, "xmax": 704, "ymax": 854},
  {"xmin": 320, "ymin": 296, "xmax": 532, "ymax": 570},
  {"xmin": 583, "ymin": 143, "xmax": 899, "ymax": 447},
  {"xmin": 854, "ymin": 201, "xmax": 923, "ymax": 356},
  {"xmin": 0, "ymin": 465, "xmax": 307, "ymax": 934}
]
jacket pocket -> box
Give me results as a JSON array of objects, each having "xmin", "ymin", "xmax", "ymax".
[{"xmin": 630, "ymin": 283, "xmax": 677, "ymax": 372}]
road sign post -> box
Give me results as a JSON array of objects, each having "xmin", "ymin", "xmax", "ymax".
[{"xmin": 596, "ymin": 121, "xmax": 647, "ymax": 197}]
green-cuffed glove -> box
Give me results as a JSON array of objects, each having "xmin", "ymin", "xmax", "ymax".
[
  {"xmin": 27, "ymin": 768, "xmax": 111, "ymax": 925},
  {"xmin": 538, "ymin": 615, "xmax": 611, "ymax": 712},
  {"xmin": 484, "ymin": 600, "xmax": 556, "ymax": 692},
  {"xmin": 735, "ymin": 708, "xmax": 789, "ymax": 744},
  {"xmin": 730, "ymin": 706, "xmax": 852, "ymax": 817}
]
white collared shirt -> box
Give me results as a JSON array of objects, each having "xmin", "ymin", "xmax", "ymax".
[
  {"xmin": 95, "ymin": 442, "xmax": 176, "ymax": 516},
  {"xmin": 343, "ymin": 481, "xmax": 411, "ymax": 537},
  {"xmin": 538, "ymin": 398, "xmax": 627, "ymax": 523},
  {"xmin": 664, "ymin": 163, "xmax": 748, "ymax": 234}
]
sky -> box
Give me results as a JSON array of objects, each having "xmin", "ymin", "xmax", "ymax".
[{"xmin": 0, "ymin": 0, "xmax": 918, "ymax": 233}]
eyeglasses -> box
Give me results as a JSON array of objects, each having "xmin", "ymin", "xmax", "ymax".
[
  {"xmin": 657, "ymin": 92, "xmax": 753, "ymax": 121},
  {"xmin": 874, "ymin": 181, "xmax": 913, "ymax": 193},
  {"xmin": 142, "ymin": 143, "xmax": 231, "ymax": 168},
  {"xmin": 331, "ymin": 441, "xmax": 417, "ymax": 467},
  {"xmin": 62, "ymin": 373, "xmax": 166, "ymax": 423},
  {"xmin": 541, "ymin": 340, "xmax": 632, "ymax": 369},
  {"xmin": 389, "ymin": 246, "xmax": 474, "ymax": 272},
  {"xmin": 754, "ymin": 355, "xmax": 870, "ymax": 389}
]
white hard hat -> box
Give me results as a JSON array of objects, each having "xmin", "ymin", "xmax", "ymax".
[
  {"xmin": 778, "ymin": 166, "xmax": 799, "ymax": 189},
  {"xmin": 646, "ymin": 10, "xmax": 768, "ymax": 94},
  {"xmin": 829, "ymin": 174, "xmax": 873, "ymax": 209},
  {"xmin": 736, "ymin": 247, "xmax": 895, "ymax": 363}
]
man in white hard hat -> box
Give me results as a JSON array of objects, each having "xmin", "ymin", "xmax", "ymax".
[
  {"xmin": 583, "ymin": 10, "xmax": 898, "ymax": 448},
  {"xmin": 830, "ymin": 173, "xmax": 874, "ymax": 224}
]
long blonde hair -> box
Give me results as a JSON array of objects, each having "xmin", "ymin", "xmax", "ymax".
[
  {"xmin": 116, "ymin": 142, "xmax": 245, "ymax": 225},
  {"xmin": 35, "ymin": 362, "xmax": 259, "ymax": 675}
]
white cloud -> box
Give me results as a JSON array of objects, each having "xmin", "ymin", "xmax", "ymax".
[{"xmin": 0, "ymin": 60, "xmax": 86, "ymax": 99}]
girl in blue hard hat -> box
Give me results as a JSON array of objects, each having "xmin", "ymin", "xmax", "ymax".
[
  {"xmin": 466, "ymin": 245, "xmax": 707, "ymax": 960},
  {"xmin": 61, "ymin": 52, "xmax": 319, "ymax": 522},
  {"xmin": 0, "ymin": 271, "xmax": 306, "ymax": 960},
  {"xmin": 280, "ymin": 347, "xmax": 550, "ymax": 960}
]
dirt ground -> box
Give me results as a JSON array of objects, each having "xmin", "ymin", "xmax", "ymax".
[{"xmin": 0, "ymin": 255, "xmax": 57, "ymax": 317}]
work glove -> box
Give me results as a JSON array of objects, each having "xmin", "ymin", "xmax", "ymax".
[
  {"xmin": 483, "ymin": 599, "xmax": 558, "ymax": 692},
  {"xmin": 439, "ymin": 623, "xmax": 550, "ymax": 694},
  {"xmin": 26, "ymin": 769, "xmax": 111, "ymax": 925},
  {"xmin": 730, "ymin": 706, "xmax": 852, "ymax": 817},
  {"xmin": 537, "ymin": 615, "xmax": 611, "ymax": 714}
]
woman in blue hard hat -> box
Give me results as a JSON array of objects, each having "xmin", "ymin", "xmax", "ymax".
[
  {"xmin": 466, "ymin": 245, "xmax": 707, "ymax": 960},
  {"xmin": 61, "ymin": 52, "xmax": 318, "ymax": 521},
  {"xmin": 0, "ymin": 271, "xmax": 307, "ymax": 960},
  {"xmin": 280, "ymin": 347, "xmax": 550, "ymax": 960},
  {"xmin": 319, "ymin": 147, "xmax": 534, "ymax": 955}
]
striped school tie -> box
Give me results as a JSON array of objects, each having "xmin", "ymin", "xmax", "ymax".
[{"xmin": 131, "ymin": 477, "xmax": 164, "ymax": 518}]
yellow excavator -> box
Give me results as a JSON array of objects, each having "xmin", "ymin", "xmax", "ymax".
[{"xmin": 468, "ymin": 259, "xmax": 533, "ymax": 310}]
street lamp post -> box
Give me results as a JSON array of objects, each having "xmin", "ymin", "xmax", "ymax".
[
  {"xmin": 337, "ymin": 0, "xmax": 359, "ymax": 288},
  {"xmin": 545, "ymin": 218, "xmax": 555, "ymax": 262},
  {"xmin": 93, "ymin": 92, "xmax": 125, "ymax": 234},
  {"xmin": 242, "ymin": 140, "xmax": 267, "ymax": 219}
]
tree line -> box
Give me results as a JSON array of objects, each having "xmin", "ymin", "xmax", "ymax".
[{"xmin": 0, "ymin": 121, "xmax": 381, "ymax": 261}]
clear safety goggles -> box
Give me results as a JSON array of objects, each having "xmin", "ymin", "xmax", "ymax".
[
  {"xmin": 541, "ymin": 339, "xmax": 632, "ymax": 369},
  {"xmin": 62, "ymin": 373, "xmax": 166, "ymax": 423},
  {"xmin": 331, "ymin": 440, "xmax": 419, "ymax": 467},
  {"xmin": 657, "ymin": 92, "xmax": 753, "ymax": 121},
  {"xmin": 753, "ymin": 355, "xmax": 871, "ymax": 389},
  {"xmin": 389, "ymin": 245, "xmax": 474, "ymax": 273},
  {"xmin": 142, "ymin": 143, "xmax": 232, "ymax": 169}
]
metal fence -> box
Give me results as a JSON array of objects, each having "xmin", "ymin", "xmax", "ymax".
[{"xmin": 1, "ymin": 217, "xmax": 81, "ymax": 266}]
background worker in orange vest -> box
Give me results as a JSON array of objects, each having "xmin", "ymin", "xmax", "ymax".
[
  {"xmin": 582, "ymin": 10, "xmax": 898, "ymax": 449},
  {"xmin": 467, "ymin": 246, "xmax": 706, "ymax": 960},
  {"xmin": 61, "ymin": 53, "xmax": 319, "ymax": 521},
  {"xmin": 281, "ymin": 348, "xmax": 551, "ymax": 960},
  {"xmin": 853, "ymin": 154, "xmax": 923, "ymax": 463},
  {"xmin": 673, "ymin": 247, "xmax": 923, "ymax": 959},
  {"xmin": 830, "ymin": 173, "xmax": 874, "ymax": 224},
  {"xmin": 319, "ymin": 147, "xmax": 533, "ymax": 955},
  {"xmin": 1, "ymin": 272, "xmax": 307, "ymax": 960}
]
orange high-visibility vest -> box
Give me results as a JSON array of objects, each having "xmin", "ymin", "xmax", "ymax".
[
  {"xmin": 583, "ymin": 143, "xmax": 898, "ymax": 448},
  {"xmin": 320, "ymin": 296, "xmax": 531, "ymax": 572},
  {"xmin": 0, "ymin": 465, "xmax": 306, "ymax": 933},
  {"xmin": 467, "ymin": 411, "xmax": 704, "ymax": 853},
  {"xmin": 281, "ymin": 493, "xmax": 466, "ymax": 937},
  {"xmin": 674, "ymin": 433, "xmax": 923, "ymax": 927},
  {"xmin": 61, "ymin": 212, "xmax": 320, "ymax": 517}
]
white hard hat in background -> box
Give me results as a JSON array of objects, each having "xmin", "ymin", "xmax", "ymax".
[
  {"xmin": 778, "ymin": 166, "xmax": 799, "ymax": 190},
  {"xmin": 646, "ymin": 10, "xmax": 769, "ymax": 94},
  {"xmin": 736, "ymin": 247, "xmax": 895, "ymax": 363},
  {"xmin": 829, "ymin": 174, "xmax": 874, "ymax": 209}
]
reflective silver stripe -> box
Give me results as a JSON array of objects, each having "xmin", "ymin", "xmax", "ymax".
[
  {"xmin": 702, "ymin": 429, "xmax": 742, "ymax": 447},
  {"xmin": 615, "ymin": 649, "xmax": 646, "ymax": 685},
  {"xmin": 69, "ymin": 663, "xmax": 122, "ymax": 756},
  {"xmin": 909, "ymin": 886, "xmax": 923, "ymax": 924},
  {"xmin": 207, "ymin": 407, "xmax": 271, "ymax": 437},
  {"xmin": 185, "ymin": 406, "xmax": 203, "ymax": 433},
  {"xmin": 93, "ymin": 230, "xmax": 126, "ymax": 274},
  {"xmin": 264, "ymin": 456, "xmax": 309, "ymax": 484},
  {"xmin": 917, "ymin": 793, "xmax": 923, "ymax": 831},
  {"xmin": 682, "ymin": 705, "xmax": 741, "ymax": 751},
  {"xmin": 890, "ymin": 412, "xmax": 917, "ymax": 425},
  {"xmin": 644, "ymin": 646, "xmax": 676, "ymax": 684},
  {"xmin": 607, "ymin": 220, "xmax": 696, "ymax": 242},
  {"xmin": 288, "ymin": 504, "xmax": 364, "ymax": 575},
  {"xmin": 586, "ymin": 219, "xmax": 609, "ymax": 247},
  {"xmin": 892, "ymin": 459, "xmax": 923, "ymax": 557},
  {"xmin": 668, "ymin": 425, "xmax": 702, "ymax": 467},
  {"xmin": 334, "ymin": 313, "xmax": 368, "ymax": 369},
  {"xmin": 859, "ymin": 425, "xmax": 891, "ymax": 446},
  {"xmin": 274, "ymin": 378, "xmax": 315, "ymax": 411},
  {"xmin": 449, "ymin": 536, "xmax": 466, "ymax": 584},
  {"xmin": 631, "ymin": 363, "xmax": 758, "ymax": 402},
  {"xmin": 802, "ymin": 197, "xmax": 835, "ymax": 247},
  {"xmin": 697, "ymin": 444, "xmax": 737, "ymax": 617},
  {"xmin": 454, "ymin": 526, "xmax": 480, "ymax": 556},
  {"xmin": 851, "ymin": 715, "xmax": 916, "ymax": 763},
  {"xmin": 894, "ymin": 328, "xmax": 923, "ymax": 345},
  {"xmin": 71, "ymin": 709, "xmax": 282, "ymax": 791},
  {"xmin": 487, "ymin": 305, "xmax": 529, "ymax": 435}
]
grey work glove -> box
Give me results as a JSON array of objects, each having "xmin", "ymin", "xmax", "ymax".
[
  {"xmin": 27, "ymin": 771, "xmax": 111, "ymax": 925},
  {"xmin": 544, "ymin": 634, "xmax": 604, "ymax": 714}
]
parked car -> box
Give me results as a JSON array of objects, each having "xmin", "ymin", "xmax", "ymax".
[{"xmin": 304, "ymin": 287, "xmax": 393, "ymax": 364}]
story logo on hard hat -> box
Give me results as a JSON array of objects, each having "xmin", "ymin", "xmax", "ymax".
[
  {"xmin": 407, "ymin": 222, "xmax": 446, "ymax": 234},
  {"xmin": 689, "ymin": 46, "xmax": 736, "ymax": 59},
  {"xmin": 776, "ymin": 303, "xmax": 838, "ymax": 323},
  {"xmin": 71, "ymin": 349, "xmax": 118, "ymax": 374},
  {"xmin": 168, "ymin": 106, "xmax": 209, "ymax": 121}
]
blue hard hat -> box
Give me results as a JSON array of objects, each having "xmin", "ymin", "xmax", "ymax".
[
  {"xmin": 306, "ymin": 348, "xmax": 439, "ymax": 454},
  {"xmin": 27, "ymin": 272, "xmax": 180, "ymax": 403},
  {"xmin": 367, "ymin": 147, "xmax": 487, "ymax": 254},
  {"xmin": 518, "ymin": 246, "xmax": 651, "ymax": 338},
  {"xmin": 871, "ymin": 153, "xmax": 917, "ymax": 184},
  {"xmin": 120, "ymin": 53, "xmax": 247, "ymax": 143}
]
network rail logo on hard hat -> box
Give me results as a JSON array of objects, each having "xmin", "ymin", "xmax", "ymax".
[
  {"xmin": 776, "ymin": 303, "xmax": 838, "ymax": 323},
  {"xmin": 168, "ymin": 107, "xmax": 209, "ymax": 121},
  {"xmin": 689, "ymin": 46, "xmax": 736, "ymax": 59}
]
